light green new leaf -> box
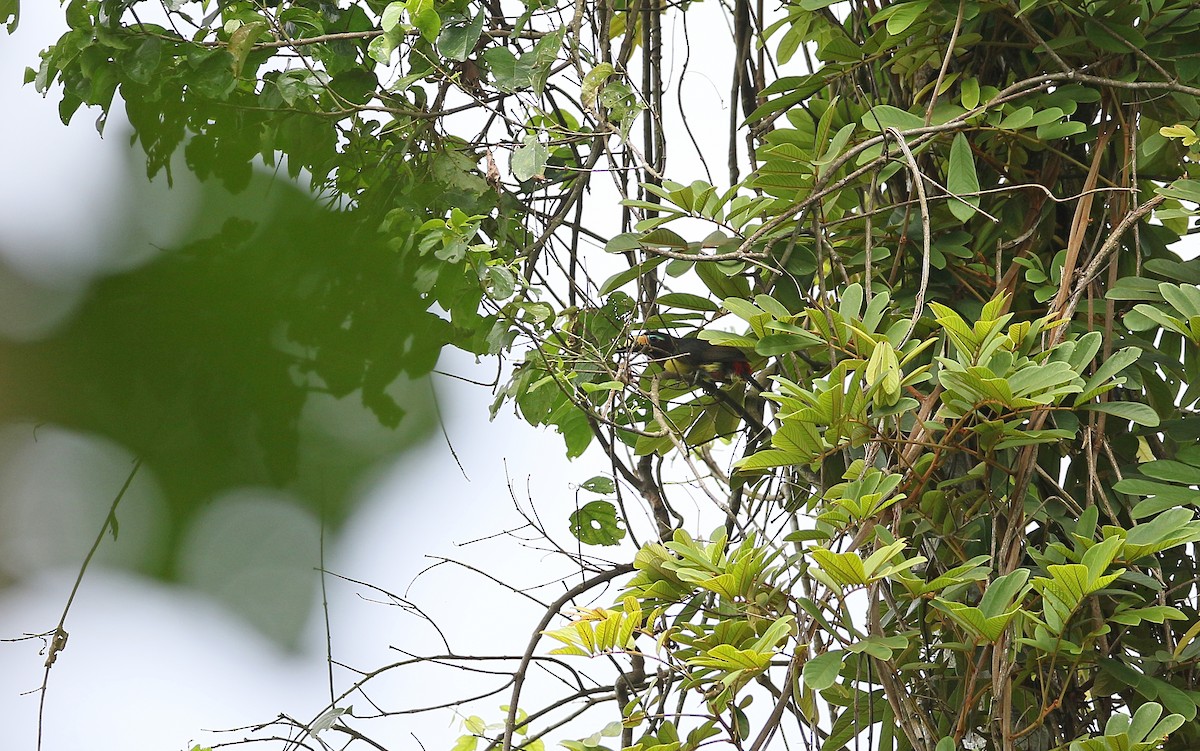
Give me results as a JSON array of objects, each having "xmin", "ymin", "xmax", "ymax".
[
  {"xmin": 865, "ymin": 339, "xmax": 901, "ymax": 406},
  {"xmin": 810, "ymin": 548, "xmax": 868, "ymax": 587},
  {"xmin": 1080, "ymin": 535, "xmax": 1123, "ymax": 581},
  {"xmin": 452, "ymin": 733, "xmax": 479, "ymax": 751}
]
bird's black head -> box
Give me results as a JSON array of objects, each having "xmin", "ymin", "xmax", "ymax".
[{"xmin": 633, "ymin": 332, "xmax": 677, "ymax": 357}]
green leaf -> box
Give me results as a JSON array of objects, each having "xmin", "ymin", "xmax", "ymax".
[
  {"xmin": 813, "ymin": 122, "xmax": 856, "ymax": 167},
  {"xmin": 1140, "ymin": 460, "xmax": 1200, "ymax": 485},
  {"xmin": 438, "ymin": 12, "xmax": 485, "ymax": 62},
  {"xmin": 329, "ymin": 69, "xmax": 378, "ymax": 105},
  {"xmin": 639, "ymin": 228, "xmax": 689, "ymax": 249},
  {"xmin": 227, "ymin": 21, "xmax": 267, "ymax": 78},
  {"xmin": 568, "ymin": 501, "xmax": 626, "ymax": 546},
  {"xmin": 997, "ymin": 106, "xmax": 1034, "ymax": 130},
  {"xmin": 582, "ymin": 63, "xmax": 615, "ymax": 111},
  {"xmin": 580, "ymin": 476, "xmax": 616, "ymax": 494},
  {"xmin": 656, "ymin": 293, "xmax": 719, "ymax": 311},
  {"xmin": 802, "ymin": 649, "xmax": 843, "ymax": 690},
  {"xmin": 946, "ymin": 133, "xmax": 980, "ymax": 222},
  {"xmin": 126, "ymin": 36, "xmax": 163, "ymax": 86},
  {"xmin": 1080, "ymin": 401, "xmax": 1159, "ymax": 427},
  {"xmin": 511, "ymin": 134, "xmax": 549, "ymax": 181},
  {"xmin": 599, "ymin": 256, "xmax": 668, "ymax": 295},
  {"xmin": 860, "ymin": 104, "xmax": 925, "ymax": 132},
  {"xmin": 978, "ymin": 569, "xmax": 1029, "ymax": 619},
  {"xmin": 757, "ymin": 332, "xmax": 822, "ymax": 355},
  {"xmin": 1074, "ymin": 346, "xmax": 1140, "ymax": 404},
  {"xmin": 368, "ymin": 33, "xmax": 397, "ymax": 64},
  {"xmin": 0, "ymin": 0, "xmax": 17, "ymax": 33},
  {"xmin": 875, "ymin": 0, "xmax": 930, "ymax": 35},
  {"xmin": 723, "ymin": 297, "xmax": 768, "ymax": 322},
  {"xmin": 483, "ymin": 46, "xmax": 533, "ymax": 92},
  {"xmin": 381, "ymin": 2, "xmax": 405, "ymax": 31},
  {"xmin": 1036, "ymin": 120, "xmax": 1086, "ymax": 140},
  {"xmin": 958, "ymin": 78, "xmax": 983, "ymax": 113},
  {"xmin": 407, "ymin": 0, "xmax": 441, "ymax": 42},
  {"xmin": 1157, "ymin": 178, "xmax": 1200, "ymax": 203},
  {"xmin": 190, "ymin": 49, "xmax": 237, "ymax": 99}
]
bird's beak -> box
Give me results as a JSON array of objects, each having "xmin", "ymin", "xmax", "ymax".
[{"xmin": 633, "ymin": 334, "xmax": 650, "ymax": 349}]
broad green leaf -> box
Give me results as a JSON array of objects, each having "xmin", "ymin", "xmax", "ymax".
[
  {"xmin": 1080, "ymin": 401, "xmax": 1159, "ymax": 427},
  {"xmin": 640, "ymin": 228, "xmax": 690, "ymax": 249},
  {"xmin": 368, "ymin": 33, "xmax": 398, "ymax": 64},
  {"xmin": 227, "ymin": 21, "xmax": 267, "ymax": 78},
  {"xmin": 978, "ymin": 569, "xmax": 1029, "ymax": 619},
  {"xmin": 1140, "ymin": 460, "xmax": 1200, "ymax": 485},
  {"xmin": 1036, "ymin": 120, "xmax": 1086, "ymax": 140},
  {"xmin": 934, "ymin": 600, "xmax": 1018, "ymax": 642},
  {"xmin": 381, "ymin": 1, "xmax": 405, "ymax": 31},
  {"xmin": 1160, "ymin": 282, "xmax": 1200, "ymax": 318},
  {"xmin": 875, "ymin": 0, "xmax": 930, "ymax": 35},
  {"xmin": 407, "ymin": 0, "xmax": 441, "ymax": 42},
  {"xmin": 723, "ymin": 297, "xmax": 768, "ymax": 322},
  {"xmin": 0, "ymin": 0, "xmax": 16, "ymax": 32},
  {"xmin": 757, "ymin": 332, "xmax": 822, "ymax": 355},
  {"xmin": 580, "ymin": 476, "xmax": 616, "ymax": 494},
  {"xmin": 582, "ymin": 63, "xmax": 615, "ymax": 111},
  {"xmin": 656, "ymin": 293, "xmax": 719, "ymax": 311},
  {"xmin": 1157, "ymin": 179, "xmax": 1200, "ymax": 203},
  {"xmin": 438, "ymin": 12, "xmax": 485, "ymax": 62},
  {"xmin": 511, "ymin": 134, "xmax": 549, "ymax": 181},
  {"xmin": 947, "ymin": 133, "xmax": 980, "ymax": 222},
  {"xmin": 802, "ymin": 649, "xmax": 843, "ymax": 690},
  {"xmin": 961, "ymin": 77, "xmax": 980, "ymax": 109},
  {"xmin": 998, "ymin": 106, "xmax": 1034, "ymax": 130},
  {"xmin": 1074, "ymin": 346, "xmax": 1141, "ymax": 404},
  {"xmin": 483, "ymin": 46, "xmax": 533, "ymax": 92},
  {"xmin": 568, "ymin": 501, "xmax": 625, "ymax": 545},
  {"xmin": 599, "ymin": 256, "xmax": 668, "ymax": 295},
  {"xmin": 860, "ymin": 105, "xmax": 925, "ymax": 132}
]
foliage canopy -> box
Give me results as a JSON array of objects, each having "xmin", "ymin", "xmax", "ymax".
[{"xmin": 13, "ymin": 0, "xmax": 1200, "ymax": 748}]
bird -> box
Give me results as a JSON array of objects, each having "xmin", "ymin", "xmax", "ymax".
[{"xmin": 633, "ymin": 332, "xmax": 755, "ymax": 383}]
